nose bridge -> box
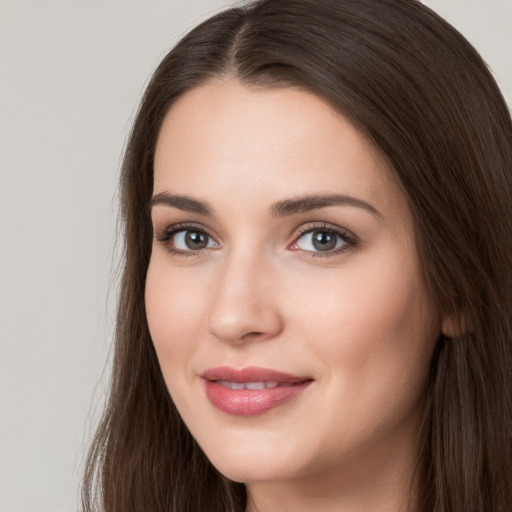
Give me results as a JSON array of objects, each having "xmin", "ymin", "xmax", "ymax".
[{"xmin": 207, "ymin": 245, "xmax": 282, "ymax": 344}]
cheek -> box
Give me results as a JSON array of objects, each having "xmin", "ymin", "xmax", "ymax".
[
  {"xmin": 145, "ymin": 258, "xmax": 207, "ymax": 374},
  {"xmin": 285, "ymin": 257, "xmax": 438, "ymax": 453},
  {"xmin": 291, "ymin": 247, "xmax": 438, "ymax": 399}
]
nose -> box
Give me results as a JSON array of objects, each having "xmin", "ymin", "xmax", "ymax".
[{"xmin": 207, "ymin": 251, "xmax": 283, "ymax": 345}]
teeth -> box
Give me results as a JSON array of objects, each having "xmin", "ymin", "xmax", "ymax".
[
  {"xmin": 216, "ymin": 380, "xmax": 283, "ymax": 390},
  {"xmin": 245, "ymin": 381, "xmax": 265, "ymax": 390}
]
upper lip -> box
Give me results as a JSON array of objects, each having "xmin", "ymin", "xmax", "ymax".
[{"xmin": 201, "ymin": 366, "xmax": 311, "ymax": 383}]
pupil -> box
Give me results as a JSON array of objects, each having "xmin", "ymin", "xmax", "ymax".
[
  {"xmin": 185, "ymin": 231, "xmax": 208, "ymax": 249},
  {"xmin": 312, "ymin": 231, "xmax": 336, "ymax": 251}
]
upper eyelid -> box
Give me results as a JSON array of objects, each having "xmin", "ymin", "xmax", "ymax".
[
  {"xmin": 154, "ymin": 220, "xmax": 352, "ymax": 235},
  {"xmin": 154, "ymin": 222, "xmax": 216, "ymax": 239},
  {"xmin": 293, "ymin": 222, "xmax": 356, "ymax": 240}
]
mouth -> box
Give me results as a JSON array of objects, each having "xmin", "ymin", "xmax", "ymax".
[{"xmin": 201, "ymin": 366, "xmax": 313, "ymax": 416}]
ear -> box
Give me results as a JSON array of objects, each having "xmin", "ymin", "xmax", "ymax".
[{"xmin": 441, "ymin": 312, "xmax": 469, "ymax": 338}]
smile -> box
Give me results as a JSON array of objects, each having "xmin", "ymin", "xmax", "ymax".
[{"xmin": 201, "ymin": 367, "xmax": 313, "ymax": 416}]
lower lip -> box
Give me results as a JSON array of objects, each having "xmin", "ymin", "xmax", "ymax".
[{"xmin": 204, "ymin": 380, "xmax": 312, "ymax": 416}]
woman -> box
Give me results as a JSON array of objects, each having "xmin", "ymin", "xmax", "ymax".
[{"xmin": 83, "ymin": 0, "xmax": 512, "ymax": 511}]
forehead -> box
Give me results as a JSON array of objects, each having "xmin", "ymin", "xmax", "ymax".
[{"xmin": 153, "ymin": 81, "xmax": 405, "ymax": 218}]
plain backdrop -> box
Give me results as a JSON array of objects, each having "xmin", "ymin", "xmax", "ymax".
[{"xmin": 0, "ymin": 1, "xmax": 510, "ymax": 511}]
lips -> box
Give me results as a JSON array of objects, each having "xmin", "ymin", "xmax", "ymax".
[{"xmin": 201, "ymin": 366, "xmax": 313, "ymax": 416}]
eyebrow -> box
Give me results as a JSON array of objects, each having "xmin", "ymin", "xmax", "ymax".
[
  {"xmin": 148, "ymin": 192, "xmax": 212, "ymax": 216},
  {"xmin": 269, "ymin": 194, "xmax": 382, "ymax": 219},
  {"xmin": 149, "ymin": 192, "xmax": 382, "ymax": 219}
]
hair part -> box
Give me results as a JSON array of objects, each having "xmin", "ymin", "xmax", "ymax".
[{"xmin": 83, "ymin": 1, "xmax": 512, "ymax": 511}]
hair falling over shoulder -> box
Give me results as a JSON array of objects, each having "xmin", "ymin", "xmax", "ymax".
[{"xmin": 82, "ymin": 1, "xmax": 512, "ymax": 511}]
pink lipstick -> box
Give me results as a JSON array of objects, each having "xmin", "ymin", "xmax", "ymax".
[{"xmin": 201, "ymin": 366, "xmax": 313, "ymax": 416}]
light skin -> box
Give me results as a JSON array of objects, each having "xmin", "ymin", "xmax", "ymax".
[{"xmin": 146, "ymin": 80, "xmax": 445, "ymax": 512}]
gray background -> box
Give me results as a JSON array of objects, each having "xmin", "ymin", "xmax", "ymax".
[{"xmin": 0, "ymin": 1, "xmax": 510, "ymax": 511}]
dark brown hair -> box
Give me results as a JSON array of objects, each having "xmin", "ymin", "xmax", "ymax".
[{"xmin": 82, "ymin": 1, "xmax": 512, "ymax": 510}]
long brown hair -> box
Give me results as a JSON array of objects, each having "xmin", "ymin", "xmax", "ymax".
[{"xmin": 82, "ymin": 1, "xmax": 512, "ymax": 510}]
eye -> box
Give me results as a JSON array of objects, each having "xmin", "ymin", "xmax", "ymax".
[
  {"xmin": 156, "ymin": 224, "xmax": 219, "ymax": 254},
  {"xmin": 295, "ymin": 230, "xmax": 344, "ymax": 252},
  {"xmin": 173, "ymin": 229, "xmax": 217, "ymax": 251},
  {"xmin": 290, "ymin": 225, "xmax": 355, "ymax": 256}
]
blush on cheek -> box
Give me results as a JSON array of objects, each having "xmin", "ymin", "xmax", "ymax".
[
  {"xmin": 309, "ymin": 261, "xmax": 435, "ymax": 384},
  {"xmin": 145, "ymin": 271, "xmax": 209, "ymax": 388}
]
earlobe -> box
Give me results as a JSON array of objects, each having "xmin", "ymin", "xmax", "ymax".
[{"xmin": 441, "ymin": 313, "xmax": 469, "ymax": 338}]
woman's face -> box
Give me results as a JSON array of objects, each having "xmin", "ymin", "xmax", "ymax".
[{"xmin": 146, "ymin": 81, "xmax": 440, "ymax": 488}]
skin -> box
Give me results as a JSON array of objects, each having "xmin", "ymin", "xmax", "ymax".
[{"xmin": 146, "ymin": 81, "xmax": 443, "ymax": 512}]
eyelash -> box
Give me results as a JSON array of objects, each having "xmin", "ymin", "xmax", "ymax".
[
  {"xmin": 155, "ymin": 223, "xmax": 216, "ymax": 258},
  {"xmin": 154, "ymin": 222, "xmax": 357, "ymax": 258},
  {"xmin": 292, "ymin": 223, "xmax": 357, "ymax": 258}
]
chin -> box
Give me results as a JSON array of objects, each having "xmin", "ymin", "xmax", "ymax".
[
  {"xmin": 203, "ymin": 439, "xmax": 343, "ymax": 488},
  {"xmin": 209, "ymin": 456, "xmax": 291, "ymax": 484},
  {"xmin": 193, "ymin": 429, "xmax": 307, "ymax": 484}
]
